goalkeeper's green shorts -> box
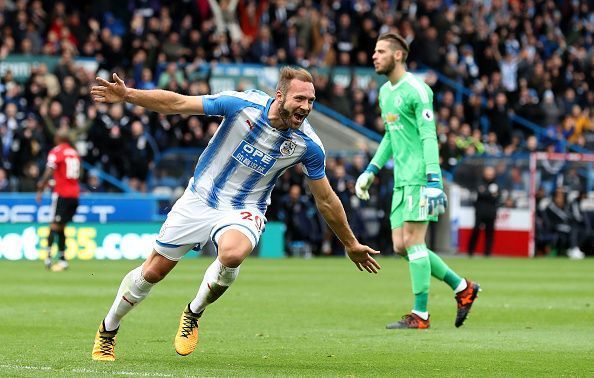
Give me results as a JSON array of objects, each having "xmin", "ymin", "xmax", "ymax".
[{"xmin": 390, "ymin": 185, "xmax": 438, "ymax": 229}]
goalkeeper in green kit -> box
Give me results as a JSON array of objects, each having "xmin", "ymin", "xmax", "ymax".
[{"xmin": 356, "ymin": 33, "xmax": 480, "ymax": 329}]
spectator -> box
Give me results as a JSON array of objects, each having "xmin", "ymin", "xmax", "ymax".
[
  {"xmin": 162, "ymin": 32, "xmax": 187, "ymax": 62},
  {"xmin": 564, "ymin": 167, "xmax": 584, "ymax": 193},
  {"xmin": 18, "ymin": 161, "xmax": 40, "ymax": 192},
  {"xmin": 268, "ymin": 0, "xmax": 291, "ymax": 48},
  {"xmin": 278, "ymin": 184, "xmax": 319, "ymax": 257},
  {"xmin": 568, "ymin": 191, "xmax": 589, "ymax": 259},
  {"xmin": 520, "ymin": 135, "xmax": 539, "ymax": 154},
  {"xmin": 467, "ymin": 166, "xmax": 500, "ymax": 257},
  {"xmin": 81, "ymin": 169, "xmax": 106, "ymax": 193},
  {"xmin": 440, "ymin": 132, "xmax": 463, "ymax": 172},
  {"xmin": 542, "ymin": 188, "xmax": 573, "ymax": 257},
  {"xmin": 501, "ymin": 166, "xmax": 530, "ymax": 193},
  {"xmin": 515, "ymin": 87, "xmax": 542, "ymax": 125},
  {"xmin": 10, "ymin": 113, "xmax": 45, "ymax": 178},
  {"xmin": 127, "ymin": 120, "xmax": 158, "ymax": 192},
  {"xmin": 483, "ymin": 132, "xmax": 503, "ymax": 156},
  {"xmin": 486, "ymin": 92, "xmax": 512, "ymax": 148},
  {"xmin": 55, "ymin": 75, "xmax": 79, "ymax": 119},
  {"xmin": 248, "ymin": 25, "xmax": 276, "ymax": 65},
  {"xmin": 0, "ymin": 167, "xmax": 10, "ymax": 192},
  {"xmin": 137, "ymin": 67, "xmax": 157, "ymax": 90},
  {"xmin": 181, "ymin": 116, "xmax": 208, "ymax": 148},
  {"xmin": 540, "ymin": 90, "xmax": 562, "ymax": 127},
  {"xmin": 158, "ymin": 63, "xmax": 185, "ymax": 89},
  {"xmin": 208, "ymin": 0, "xmax": 243, "ymax": 44},
  {"xmin": 456, "ymin": 123, "xmax": 484, "ymax": 155},
  {"xmin": 328, "ymin": 83, "xmax": 352, "ymax": 118},
  {"xmin": 463, "ymin": 93, "xmax": 483, "ymax": 130},
  {"xmin": 238, "ymin": 0, "xmax": 268, "ymax": 44}
]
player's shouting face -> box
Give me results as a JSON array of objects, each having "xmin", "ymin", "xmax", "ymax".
[
  {"xmin": 373, "ymin": 40, "xmax": 400, "ymax": 75},
  {"xmin": 278, "ymin": 79, "xmax": 316, "ymax": 130}
]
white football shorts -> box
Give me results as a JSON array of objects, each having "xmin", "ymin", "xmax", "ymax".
[{"xmin": 153, "ymin": 187, "xmax": 267, "ymax": 261}]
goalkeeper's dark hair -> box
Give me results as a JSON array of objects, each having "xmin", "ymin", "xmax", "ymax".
[
  {"xmin": 378, "ymin": 32, "xmax": 409, "ymax": 62},
  {"xmin": 277, "ymin": 66, "xmax": 313, "ymax": 95}
]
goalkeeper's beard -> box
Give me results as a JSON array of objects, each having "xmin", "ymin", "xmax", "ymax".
[{"xmin": 376, "ymin": 57, "xmax": 397, "ymax": 75}]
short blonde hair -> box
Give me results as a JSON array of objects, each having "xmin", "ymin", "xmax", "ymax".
[{"xmin": 276, "ymin": 66, "xmax": 313, "ymax": 94}]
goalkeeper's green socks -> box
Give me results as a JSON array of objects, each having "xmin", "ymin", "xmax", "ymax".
[
  {"xmin": 406, "ymin": 244, "xmax": 431, "ymax": 319},
  {"xmin": 406, "ymin": 244, "xmax": 468, "ymax": 319},
  {"xmin": 427, "ymin": 249, "xmax": 466, "ymax": 292}
]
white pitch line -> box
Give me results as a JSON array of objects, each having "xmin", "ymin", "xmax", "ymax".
[
  {"xmin": 0, "ymin": 364, "xmax": 180, "ymax": 377},
  {"xmin": 0, "ymin": 364, "xmax": 51, "ymax": 371},
  {"xmin": 72, "ymin": 368, "xmax": 175, "ymax": 377}
]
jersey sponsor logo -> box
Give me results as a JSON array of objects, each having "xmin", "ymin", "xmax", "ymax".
[
  {"xmin": 385, "ymin": 113, "xmax": 400, "ymax": 122},
  {"xmin": 387, "ymin": 124, "xmax": 404, "ymax": 131},
  {"xmin": 422, "ymin": 109, "xmax": 434, "ymax": 121},
  {"xmin": 385, "ymin": 113, "xmax": 403, "ymax": 131},
  {"xmin": 232, "ymin": 140, "xmax": 276, "ymax": 175},
  {"xmin": 279, "ymin": 140, "xmax": 296, "ymax": 156}
]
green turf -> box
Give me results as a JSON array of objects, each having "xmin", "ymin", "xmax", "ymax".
[{"xmin": 0, "ymin": 257, "xmax": 593, "ymax": 377}]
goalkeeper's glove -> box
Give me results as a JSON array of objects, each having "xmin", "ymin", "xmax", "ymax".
[
  {"xmin": 423, "ymin": 173, "xmax": 448, "ymax": 216},
  {"xmin": 355, "ymin": 165, "xmax": 378, "ymax": 201}
]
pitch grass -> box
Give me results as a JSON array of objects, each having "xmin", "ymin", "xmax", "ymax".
[{"xmin": 0, "ymin": 257, "xmax": 593, "ymax": 377}]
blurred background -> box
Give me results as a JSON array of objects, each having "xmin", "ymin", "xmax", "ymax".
[{"xmin": 0, "ymin": 0, "xmax": 593, "ymax": 260}]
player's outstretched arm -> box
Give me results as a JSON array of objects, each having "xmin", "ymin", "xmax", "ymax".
[
  {"xmin": 307, "ymin": 177, "xmax": 381, "ymax": 273},
  {"xmin": 91, "ymin": 73, "xmax": 203, "ymax": 115}
]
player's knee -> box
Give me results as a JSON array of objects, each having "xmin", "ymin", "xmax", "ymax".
[
  {"xmin": 216, "ymin": 230, "xmax": 253, "ymax": 268},
  {"xmin": 394, "ymin": 244, "xmax": 406, "ymax": 257},
  {"xmin": 141, "ymin": 266, "xmax": 167, "ymax": 283},
  {"xmin": 393, "ymin": 241, "xmax": 406, "ymax": 256},
  {"xmin": 217, "ymin": 246, "xmax": 248, "ymax": 268},
  {"xmin": 218, "ymin": 254, "xmax": 243, "ymax": 268},
  {"xmin": 141, "ymin": 259, "xmax": 173, "ymax": 283},
  {"xmin": 141, "ymin": 251, "xmax": 177, "ymax": 283}
]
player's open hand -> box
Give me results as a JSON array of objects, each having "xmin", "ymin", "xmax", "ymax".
[
  {"xmin": 346, "ymin": 243, "xmax": 381, "ymax": 273},
  {"xmin": 91, "ymin": 73, "xmax": 127, "ymax": 104}
]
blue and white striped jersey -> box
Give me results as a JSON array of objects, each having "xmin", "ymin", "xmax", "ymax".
[{"xmin": 190, "ymin": 90, "xmax": 326, "ymax": 213}]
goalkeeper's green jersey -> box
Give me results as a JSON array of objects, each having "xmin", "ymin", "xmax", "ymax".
[{"xmin": 370, "ymin": 72, "xmax": 441, "ymax": 187}]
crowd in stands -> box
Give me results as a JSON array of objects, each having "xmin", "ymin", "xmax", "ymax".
[{"xmin": 1, "ymin": 0, "xmax": 593, "ymax": 256}]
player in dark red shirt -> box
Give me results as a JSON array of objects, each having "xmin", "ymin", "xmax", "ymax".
[{"xmin": 36, "ymin": 129, "xmax": 80, "ymax": 271}]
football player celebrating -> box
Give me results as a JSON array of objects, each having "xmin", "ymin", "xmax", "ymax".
[{"xmin": 89, "ymin": 67, "xmax": 380, "ymax": 361}]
